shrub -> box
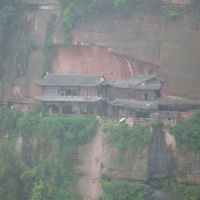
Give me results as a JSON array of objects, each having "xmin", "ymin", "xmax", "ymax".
[
  {"xmin": 171, "ymin": 112, "xmax": 200, "ymax": 151},
  {"xmin": 103, "ymin": 120, "xmax": 152, "ymax": 154},
  {"xmin": 164, "ymin": 9, "xmax": 180, "ymax": 20},
  {"xmin": 101, "ymin": 179, "xmax": 150, "ymax": 200}
]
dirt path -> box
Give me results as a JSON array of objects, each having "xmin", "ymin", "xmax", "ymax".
[{"xmin": 76, "ymin": 124, "xmax": 104, "ymax": 200}]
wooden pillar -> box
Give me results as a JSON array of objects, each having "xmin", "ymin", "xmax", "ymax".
[
  {"xmin": 59, "ymin": 104, "xmax": 62, "ymax": 115},
  {"xmin": 77, "ymin": 103, "xmax": 80, "ymax": 114}
]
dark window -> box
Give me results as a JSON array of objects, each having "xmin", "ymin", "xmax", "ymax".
[
  {"xmin": 127, "ymin": 93, "xmax": 134, "ymax": 98},
  {"xmin": 144, "ymin": 93, "xmax": 148, "ymax": 100},
  {"xmin": 44, "ymin": 89, "xmax": 57, "ymax": 95},
  {"xmin": 67, "ymin": 89, "xmax": 72, "ymax": 95},
  {"xmin": 156, "ymin": 90, "xmax": 161, "ymax": 98},
  {"xmin": 62, "ymin": 105, "xmax": 73, "ymax": 114},
  {"xmin": 61, "ymin": 89, "xmax": 77, "ymax": 96},
  {"xmin": 48, "ymin": 104, "xmax": 59, "ymax": 114},
  {"xmin": 136, "ymin": 112, "xmax": 150, "ymax": 118},
  {"xmin": 72, "ymin": 90, "xmax": 77, "ymax": 96}
]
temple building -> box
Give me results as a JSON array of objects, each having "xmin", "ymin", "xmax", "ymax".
[
  {"xmin": 34, "ymin": 73, "xmax": 105, "ymax": 115},
  {"xmin": 105, "ymin": 74, "xmax": 164, "ymax": 121},
  {"xmin": 34, "ymin": 73, "xmax": 200, "ymax": 127}
]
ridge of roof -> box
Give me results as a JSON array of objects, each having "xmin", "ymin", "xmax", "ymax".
[
  {"xmin": 110, "ymin": 74, "xmax": 161, "ymax": 89},
  {"xmin": 156, "ymin": 96, "xmax": 200, "ymax": 105},
  {"xmin": 35, "ymin": 73, "xmax": 105, "ymax": 86},
  {"xmin": 46, "ymin": 73, "xmax": 103, "ymax": 76},
  {"xmin": 108, "ymin": 98, "xmax": 158, "ymax": 109},
  {"xmin": 126, "ymin": 74, "xmax": 157, "ymax": 84}
]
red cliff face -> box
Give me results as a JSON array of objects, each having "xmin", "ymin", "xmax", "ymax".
[
  {"xmin": 52, "ymin": 45, "xmax": 159, "ymax": 81},
  {"xmin": 72, "ymin": 11, "xmax": 200, "ymax": 99},
  {"xmin": 1, "ymin": 2, "xmax": 200, "ymax": 107}
]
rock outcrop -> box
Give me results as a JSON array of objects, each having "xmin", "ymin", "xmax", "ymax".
[
  {"xmin": 148, "ymin": 129, "xmax": 175, "ymax": 179},
  {"xmin": 101, "ymin": 136, "xmax": 149, "ymax": 181},
  {"xmin": 146, "ymin": 189, "xmax": 171, "ymax": 200},
  {"xmin": 174, "ymin": 145, "xmax": 200, "ymax": 184}
]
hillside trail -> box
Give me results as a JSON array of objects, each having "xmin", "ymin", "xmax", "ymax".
[{"xmin": 76, "ymin": 122, "xmax": 104, "ymax": 200}]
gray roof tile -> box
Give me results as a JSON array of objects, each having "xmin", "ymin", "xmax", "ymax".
[
  {"xmin": 108, "ymin": 99, "xmax": 158, "ymax": 110},
  {"xmin": 157, "ymin": 96, "xmax": 200, "ymax": 105},
  {"xmin": 110, "ymin": 74, "xmax": 161, "ymax": 90},
  {"xmin": 35, "ymin": 73, "xmax": 105, "ymax": 86}
]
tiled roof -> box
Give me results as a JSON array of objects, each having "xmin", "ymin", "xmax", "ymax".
[
  {"xmin": 133, "ymin": 84, "xmax": 161, "ymax": 90},
  {"xmin": 34, "ymin": 95, "xmax": 101, "ymax": 102},
  {"xmin": 34, "ymin": 73, "xmax": 105, "ymax": 86},
  {"xmin": 110, "ymin": 74, "xmax": 161, "ymax": 90},
  {"xmin": 150, "ymin": 111, "xmax": 179, "ymax": 119},
  {"xmin": 157, "ymin": 96, "xmax": 200, "ymax": 105},
  {"xmin": 108, "ymin": 99, "xmax": 158, "ymax": 110}
]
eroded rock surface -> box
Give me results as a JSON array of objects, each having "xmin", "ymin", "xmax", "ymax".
[
  {"xmin": 75, "ymin": 125, "xmax": 104, "ymax": 200},
  {"xmin": 148, "ymin": 129, "xmax": 175, "ymax": 179},
  {"xmin": 101, "ymin": 137, "xmax": 148, "ymax": 181},
  {"xmin": 146, "ymin": 189, "xmax": 171, "ymax": 200},
  {"xmin": 174, "ymin": 145, "xmax": 200, "ymax": 184}
]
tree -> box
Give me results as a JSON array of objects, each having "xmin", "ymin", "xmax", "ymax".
[{"xmin": 30, "ymin": 180, "xmax": 45, "ymax": 200}]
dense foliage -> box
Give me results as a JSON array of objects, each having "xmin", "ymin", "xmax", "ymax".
[
  {"xmin": 59, "ymin": 0, "xmax": 138, "ymax": 16},
  {"xmin": 151, "ymin": 180, "xmax": 200, "ymax": 200},
  {"xmin": 164, "ymin": 9, "xmax": 180, "ymax": 20},
  {"xmin": 101, "ymin": 179, "xmax": 150, "ymax": 200},
  {"xmin": 58, "ymin": 0, "xmax": 139, "ymax": 44},
  {"xmin": 101, "ymin": 179, "xmax": 200, "ymax": 200},
  {"xmin": 171, "ymin": 112, "xmax": 200, "ymax": 151},
  {"xmin": 0, "ymin": 107, "xmax": 97, "ymax": 200},
  {"xmin": 102, "ymin": 120, "xmax": 152, "ymax": 154}
]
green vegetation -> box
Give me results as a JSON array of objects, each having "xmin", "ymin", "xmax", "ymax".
[
  {"xmin": 2, "ymin": 109, "xmax": 200, "ymax": 199},
  {"xmin": 0, "ymin": 107, "xmax": 22, "ymax": 136},
  {"xmin": 151, "ymin": 120, "xmax": 164, "ymax": 132},
  {"xmin": 101, "ymin": 179, "xmax": 150, "ymax": 200},
  {"xmin": 58, "ymin": 0, "xmax": 138, "ymax": 45},
  {"xmin": 0, "ymin": 107, "xmax": 97, "ymax": 200},
  {"xmin": 101, "ymin": 178, "xmax": 200, "ymax": 200},
  {"xmin": 83, "ymin": 38, "xmax": 93, "ymax": 45},
  {"xmin": 164, "ymin": 9, "xmax": 180, "ymax": 20},
  {"xmin": 102, "ymin": 120, "xmax": 152, "ymax": 154},
  {"xmin": 151, "ymin": 180, "xmax": 200, "ymax": 200},
  {"xmin": 100, "ymin": 176, "xmax": 200, "ymax": 200},
  {"xmin": 171, "ymin": 112, "xmax": 200, "ymax": 151}
]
